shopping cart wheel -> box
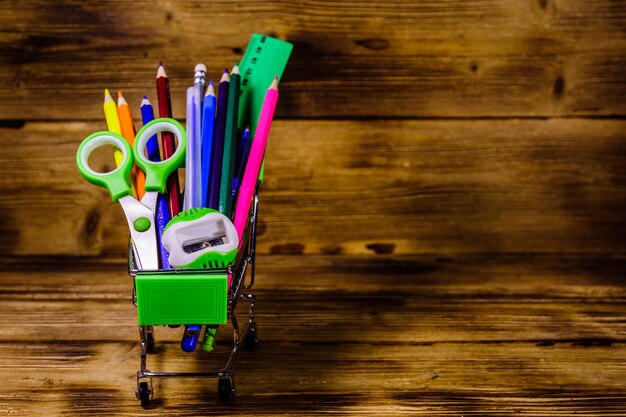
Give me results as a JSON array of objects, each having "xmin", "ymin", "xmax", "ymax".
[
  {"xmin": 217, "ymin": 377, "xmax": 235, "ymax": 403},
  {"xmin": 137, "ymin": 382, "xmax": 150, "ymax": 408},
  {"xmin": 146, "ymin": 333, "xmax": 156, "ymax": 354},
  {"xmin": 243, "ymin": 323, "xmax": 258, "ymax": 351}
]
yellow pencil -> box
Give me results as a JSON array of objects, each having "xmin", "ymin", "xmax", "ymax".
[
  {"xmin": 117, "ymin": 91, "xmax": 145, "ymax": 199},
  {"xmin": 103, "ymin": 89, "xmax": 124, "ymax": 166},
  {"xmin": 103, "ymin": 89, "xmax": 137, "ymax": 197}
]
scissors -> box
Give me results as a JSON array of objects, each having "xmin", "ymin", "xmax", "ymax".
[{"xmin": 76, "ymin": 118, "xmax": 186, "ymax": 270}]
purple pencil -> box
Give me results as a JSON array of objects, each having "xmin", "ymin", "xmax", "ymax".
[{"xmin": 206, "ymin": 69, "xmax": 230, "ymax": 209}]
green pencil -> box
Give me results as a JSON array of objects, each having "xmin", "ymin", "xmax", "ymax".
[{"xmin": 218, "ymin": 63, "xmax": 241, "ymax": 217}]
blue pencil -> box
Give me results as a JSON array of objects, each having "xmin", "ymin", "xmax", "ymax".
[
  {"xmin": 201, "ymin": 81, "xmax": 216, "ymax": 206},
  {"xmin": 140, "ymin": 96, "xmax": 171, "ymax": 269},
  {"xmin": 140, "ymin": 96, "xmax": 160, "ymax": 162}
]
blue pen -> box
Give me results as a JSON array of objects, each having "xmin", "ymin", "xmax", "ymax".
[
  {"xmin": 201, "ymin": 81, "xmax": 216, "ymax": 206},
  {"xmin": 183, "ymin": 80, "xmax": 215, "ymax": 351},
  {"xmin": 183, "ymin": 86, "xmax": 203, "ymax": 210},
  {"xmin": 232, "ymin": 127, "xmax": 251, "ymax": 204},
  {"xmin": 194, "ymin": 64, "xmax": 207, "ymax": 117},
  {"xmin": 140, "ymin": 96, "xmax": 171, "ymax": 269}
]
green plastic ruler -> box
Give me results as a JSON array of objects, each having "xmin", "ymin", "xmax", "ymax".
[{"xmin": 237, "ymin": 34, "xmax": 293, "ymax": 181}]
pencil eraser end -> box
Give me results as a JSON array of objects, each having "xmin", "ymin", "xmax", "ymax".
[{"xmin": 195, "ymin": 63, "xmax": 207, "ymax": 73}]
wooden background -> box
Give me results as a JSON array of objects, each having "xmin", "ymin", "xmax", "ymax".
[{"xmin": 0, "ymin": 1, "xmax": 625, "ymax": 415}]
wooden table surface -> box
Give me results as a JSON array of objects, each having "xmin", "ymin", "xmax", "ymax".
[{"xmin": 1, "ymin": 1, "xmax": 626, "ymax": 415}]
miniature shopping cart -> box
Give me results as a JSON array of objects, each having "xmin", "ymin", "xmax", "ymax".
[{"xmin": 127, "ymin": 194, "xmax": 260, "ymax": 407}]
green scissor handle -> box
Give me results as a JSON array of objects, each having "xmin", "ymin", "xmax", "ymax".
[
  {"xmin": 76, "ymin": 131, "xmax": 134, "ymax": 201},
  {"xmin": 133, "ymin": 118, "xmax": 186, "ymax": 194}
]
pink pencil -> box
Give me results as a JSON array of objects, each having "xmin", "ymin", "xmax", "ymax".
[{"xmin": 233, "ymin": 76, "xmax": 279, "ymax": 244}]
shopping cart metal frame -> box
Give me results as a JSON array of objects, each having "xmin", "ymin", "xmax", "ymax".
[{"xmin": 127, "ymin": 194, "xmax": 260, "ymax": 406}]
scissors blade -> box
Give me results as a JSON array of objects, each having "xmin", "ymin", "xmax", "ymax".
[
  {"xmin": 139, "ymin": 191, "xmax": 158, "ymax": 216},
  {"xmin": 118, "ymin": 195, "xmax": 159, "ymax": 270}
]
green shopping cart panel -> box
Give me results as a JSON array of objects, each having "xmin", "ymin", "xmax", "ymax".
[{"xmin": 135, "ymin": 273, "xmax": 228, "ymax": 326}]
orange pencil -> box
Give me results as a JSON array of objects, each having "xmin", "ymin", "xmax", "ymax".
[{"xmin": 117, "ymin": 91, "xmax": 146, "ymax": 199}]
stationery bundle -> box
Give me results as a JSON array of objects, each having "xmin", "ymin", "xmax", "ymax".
[{"xmin": 75, "ymin": 34, "xmax": 292, "ymax": 406}]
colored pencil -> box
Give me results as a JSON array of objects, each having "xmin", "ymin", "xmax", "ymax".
[
  {"xmin": 183, "ymin": 85, "xmax": 203, "ymax": 210},
  {"xmin": 104, "ymin": 89, "xmax": 137, "ymax": 197},
  {"xmin": 118, "ymin": 91, "xmax": 146, "ymax": 199},
  {"xmin": 140, "ymin": 96, "xmax": 171, "ymax": 270},
  {"xmin": 103, "ymin": 89, "xmax": 124, "ymax": 165},
  {"xmin": 156, "ymin": 63, "xmax": 182, "ymax": 217},
  {"xmin": 218, "ymin": 63, "xmax": 241, "ymax": 217},
  {"xmin": 233, "ymin": 77, "xmax": 279, "ymax": 242},
  {"xmin": 201, "ymin": 81, "xmax": 216, "ymax": 206},
  {"xmin": 206, "ymin": 69, "xmax": 230, "ymax": 210},
  {"xmin": 140, "ymin": 96, "xmax": 161, "ymax": 162}
]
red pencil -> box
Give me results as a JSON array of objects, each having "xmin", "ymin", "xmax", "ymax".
[{"xmin": 156, "ymin": 63, "xmax": 181, "ymax": 216}]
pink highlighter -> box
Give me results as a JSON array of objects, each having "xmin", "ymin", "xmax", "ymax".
[{"xmin": 233, "ymin": 76, "xmax": 280, "ymax": 246}]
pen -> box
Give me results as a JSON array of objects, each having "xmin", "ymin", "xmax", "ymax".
[
  {"xmin": 232, "ymin": 127, "xmax": 251, "ymax": 204},
  {"xmin": 194, "ymin": 63, "xmax": 207, "ymax": 117},
  {"xmin": 183, "ymin": 85, "xmax": 203, "ymax": 210}
]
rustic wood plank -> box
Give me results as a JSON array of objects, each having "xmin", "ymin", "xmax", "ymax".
[
  {"xmin": 0, "ymin": 255, "xmax": 624, "ymax": 343},
  {"xmin": 1, "ymin": 342, "xmax": 625, "ymax": 415},
  {"xmin": 0, "ymin": 1, "xmax": 625, "ymax": 119},
  {"xmin": 0, "ymin": 255, "xmax": 625, "ymax": 414},
  {"xmin": 1, "ymin": 119, "xmax": 625, "ymax": 257}
]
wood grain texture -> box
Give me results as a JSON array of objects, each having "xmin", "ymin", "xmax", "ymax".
[
  {"xmin": 0, "ymin": 255, "xmax": 625, "ymax": 415},
  {"xmin": 1, "ymin": 118, "xmax": 625, "ymax": 257},
  {"xmin": 0, "ymin": 0, "xmax": 625, "ymax": 119}
]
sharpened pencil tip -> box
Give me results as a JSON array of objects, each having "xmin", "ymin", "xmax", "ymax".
[
  {"xmin": 141, "ymin": 96, "xmax": 151, "ymax": 106},
  {"xmin": 223, "ymin": 68, "xmax": 228, "ymax": 73},
  {"xmin": 270, "ymin": 76, "xmax": 279, "ymax": 90},
  {"xmin": 143, "ymin": 95, "xmax": 147, "ymax": 99},
  {"xmin": 157, "ymin": 64, "xmax": 167, "ymax": 79},
  {"xmin": 104, "ymin": 89, "xmax": 114, "ymax": 103},
  {"xmin": 117, "ymin": 92, "xmax": 128, "ymax": 106},
  {"xmin": 206, "ymin": 81, "xmax": 215, "ymax": 97}
]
